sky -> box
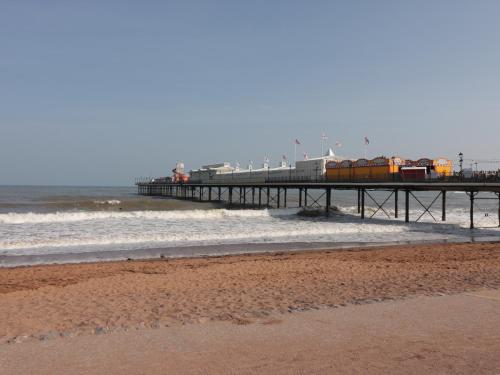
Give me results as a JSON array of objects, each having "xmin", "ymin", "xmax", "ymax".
[{"xmin": 1, "ymin": 0, "xmax": 500, "ymax": 185}]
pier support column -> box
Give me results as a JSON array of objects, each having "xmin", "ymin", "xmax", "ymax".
[
  {"xmin": 266, "ymin": 187, "xmax": 270, "ymax": 207},
  {"xmin": 252, "ymin": 188, "xmax": 255, "ymax": 206},
  {"xmin": 239, "ymin": 187, "xmax": 243, "ymax": 205},
  {"xmin": 229, "ymin": 187, "xmax": 233, "ymax": 206},
  {"xmin": 441, "ymin": 190, "xmax": 446, "ymax": 221},
  {"xmin": 283, "ymin": 188, "xmax": 287, "ymax": 208},
  {"xmin": 199, "ymin": 187, "xmax": 203, "ymax": 201},
  {"xmin": 326, "ymin": 188, "xmax": 331, "ymax": 213},
  {"xmin": 304, "ymin": 188, "xmax": 308, "ymax": 207},
  {"xmin": 243, "ymin": 188, "xmax": 246, "ymax": 206},
  {"xmin": 218, "ymin": 187, "xmax": 221, "ymax": 201},
  {"xmin": 394, "ymin": 189, "xmax": 399, "ymax": 218},
  {"xmin": 208, "ymin": 187, "xmax": 212, "ymax": 202},
  {"xmin": 405, "ymin": 190, "xmax": 410, "ymax": 223},
  {"xmin": 357, "ymin": 189, "xmax": 361, "ymax": 213},
  {"xmin": 360, "ymin": 189, "xmax": 365, "ymax": 219},
  {"xmin": 498, "ymin": 193, "xmax": 500, "ymax": 227},
  {"xmin": 258, "ymin": 188, "xmax": 262, "ymax": 208},
  {"xmin": 298, "ymin": 188, "xmax": 302, "ymax": 207},
  {"xmin": 470, "ymin": 191, "xmax": 475, "ymax": 229},
  {"xmin": 277, "ymin": 188, "xmax": 281, "ymax": 208}
]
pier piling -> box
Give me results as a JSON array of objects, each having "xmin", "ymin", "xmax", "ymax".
[
  {"xmin": 405, "ymin": 190, "xmax": 410, "ymax": 222},
  {"xmin": 394, "ymin": 189, "xmax": 398, "ymax": 218},
  {"xmin": 442, "ymin": 190, "xmax": 446, "ymax": 221},
  {"xmin": 360, "ymin": 189, "xmax": 365, "ymax": 219}
]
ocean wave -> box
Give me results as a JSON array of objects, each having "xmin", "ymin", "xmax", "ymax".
[
  {"xmin": 93, "ymin": 200, "xmax": 121, "ymax": 205},
  {"xmin": 0, "ymin": 221, "xmax": 406, "ymax": 251},
  {"xmin": 0, "ymin": 208, "xmax": 299, "ymax": 224}
]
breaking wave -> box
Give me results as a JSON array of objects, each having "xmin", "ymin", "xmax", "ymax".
[{"xmin": 0, "ymin": 208, "xmax": 299, "ymax": 225}]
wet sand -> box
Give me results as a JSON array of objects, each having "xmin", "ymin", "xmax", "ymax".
[{"xmin": 1, "ymin": 242, "xmax": 500, "ymax": 344}]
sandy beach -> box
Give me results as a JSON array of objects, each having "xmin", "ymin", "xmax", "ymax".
[{"xmin": 2, "ymin": 242, "xmax": 500, "ymax": 373}]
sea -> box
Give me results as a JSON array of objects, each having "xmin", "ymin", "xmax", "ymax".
[{"xmin": 0, "ymin": 185, "xmax": 499, "ymax": 267}]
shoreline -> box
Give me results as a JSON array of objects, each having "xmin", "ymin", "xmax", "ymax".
[{"xmin": 2, "ymin": 236, "xmax": 500, "ymax": 268}]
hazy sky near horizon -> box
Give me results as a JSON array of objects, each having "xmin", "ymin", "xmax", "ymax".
[{"xmin": 1, "ymin": 1, "xmax": 500, "ymax": 185}]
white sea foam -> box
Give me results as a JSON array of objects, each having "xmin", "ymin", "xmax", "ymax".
[
  {"xmin": 0, "ymin": 208, "xmax": 298, "ymax": 224},
  {"xmin": 0, "ymin": 221, "xmax": 408, "ymax": 251},
  {"xmin": 0, "ymin": 206, "xmax": 498, "ymax": 258},
  {"xmin": 93, "ymin": 199, "xmax": 122, "ymax": 205}
]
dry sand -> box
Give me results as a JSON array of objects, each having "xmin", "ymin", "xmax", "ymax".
[
  {"xmin": 1, "ymin": 242, "xmax": 500, "ymax": 344},
  {"xmin": 2, "ymin": 290, "xmax": 500, "ymax": 374}
]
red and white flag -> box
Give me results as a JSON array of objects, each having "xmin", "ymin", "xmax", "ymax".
[
  {"xmin": 294, "ymin": 139, "xmax": 301, "ymax": 145},
  {"xmin": 364, "ymin": 137, "xmax": 370, "ymax": 145},
  {"xmin": 282, "ymin": 154, "xmax": 288, "ymax": 161}
]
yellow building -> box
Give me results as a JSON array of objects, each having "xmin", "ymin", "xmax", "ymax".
[
  {"xmin": 326, "ymin": 156, "xmax": 452, "ymax": 181},
  {"xmin": 410, "ymin": 158, "xmax": 453, "ymax": 177}
]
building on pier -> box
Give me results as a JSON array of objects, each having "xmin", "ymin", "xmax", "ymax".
[{"xmin": 190, "ymin": 148, "xmax": 343, "ymax": 183}]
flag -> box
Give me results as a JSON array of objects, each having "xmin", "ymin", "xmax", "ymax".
[
  {"xmin": 264, "ymin": 156, "xmax": 269, "ymax": 163},
  {"xmin": 303, "ymin": 152, "xmax": 308, "ymax": 160},
  {"xmin": 335, "ymin": 141, "xmax": 342, "ymax": 148},
  {"xmin": 282, "ymin": 154, "xmax": 288, "ymax": 161},
  {"xmin": 295, "ymin": 139, "xmax": 301, "ymax": 145},
  {"xmin": 321, "ymin": 133, "xmax": 328, "ymax": 141},
  {"xmin": 364, "ymin": 137, "xmax": 370, "ymax": 145}
]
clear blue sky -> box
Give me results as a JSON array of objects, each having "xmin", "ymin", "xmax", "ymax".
[{"xmin": 1, "ymin": 1, "xmax": 499, "ymax": 185}]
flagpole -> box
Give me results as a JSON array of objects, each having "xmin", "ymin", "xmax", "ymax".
[{"xmin": 294, "ymin": 143, "xmax": 297, "ymax": 164}]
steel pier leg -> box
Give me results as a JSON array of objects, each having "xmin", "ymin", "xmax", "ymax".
[
  {"xmin": 258, "ymin": 188, "xmax": 262, "ymax": 208},
  {"xmin": 357, "ymin": 189, "xmax": 361, "ymax": 213},
  {"xmin": 361, "ymin": 189, "xmax": 365, "ymax": 219},
  {"xmin": 243, "ymin": 188, "xmax": 246, "ymax": 206},
  {"xmin": 284, "ymin": 188, "xmax": 287, "ymax": 208},
  {"xmin": 252, "ymin": 188, "xmax": 255, "ymax": 206},
  {"xmin": 267, "ymin": 187, "xmax": 270, "ymax": 207},
  {"xmin": 229, "ymin": 187, "xmax": 233, "ymax": 206},
  {"xmin": 304, "ymin": 188, "xmax": 308, "ymax": 207},
  {"xmin": 470, "ymin": 192, "xmax": 475, "ymax": 229},
  {"xmin": 218, "ymin": 187, "xmax": 221, "ymax": 201},
  {"xmin": 441, "ymin": 190, "xmax": 446, "ymax": 221},
  {"xmin": 298, "ymin": 188, "xmax": 302, "ymax": 207},
  {"xmin": 208, "ymin": 187, "xmax": 212, "ymax": 201},
  {"xmin": 326, "ymin": 188, "xmax": 331, "ymax": 213},
  {"xmin": 405, "ymin": 190, "xmax": 410, "ymax": 222},
  {"xmin": 498, "ymin": 193, "xmax": 500, "ymax": 227},
  {"xmin": 394, "ymin": 189, "xmax": 398, "ymax": 218},
  {"xmin": 277, "ymin": 188, "xmax": 281, "ymax": 208}
]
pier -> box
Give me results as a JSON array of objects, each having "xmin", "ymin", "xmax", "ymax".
[{"xmin": 136, "ymin": 181, "xmax": 500, "ymax": 229}]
